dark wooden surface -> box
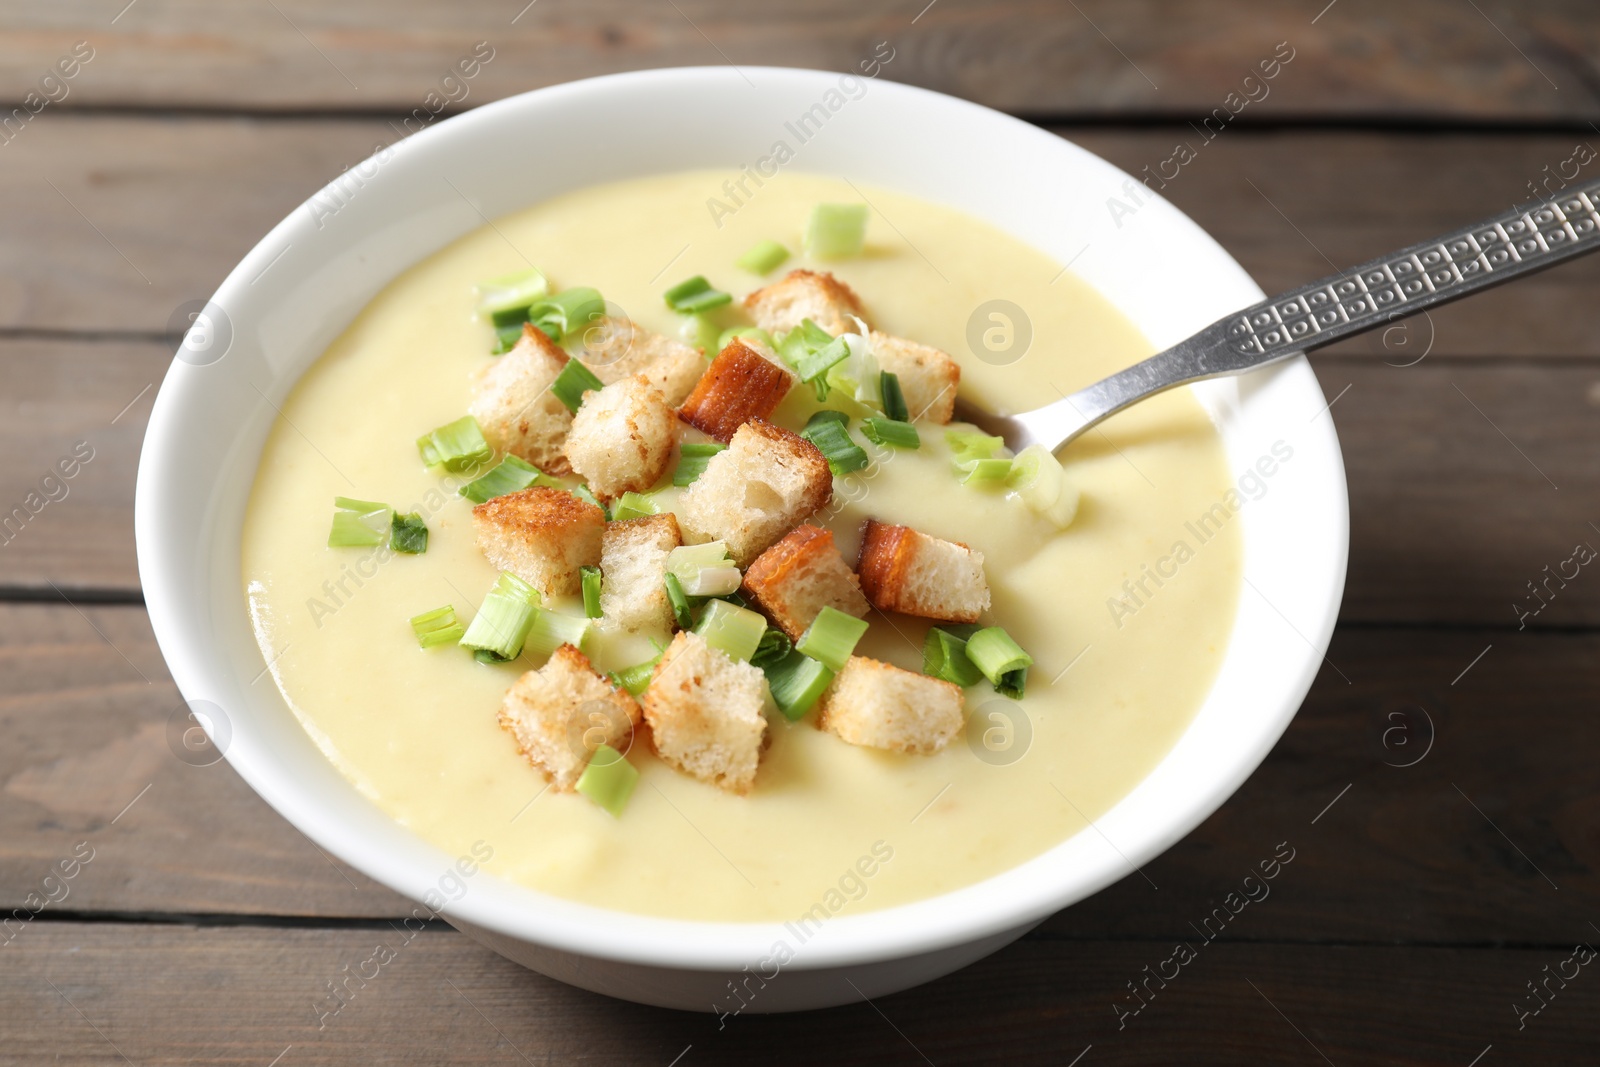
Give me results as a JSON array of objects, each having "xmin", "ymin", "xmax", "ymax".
[{"xmin": 4, "ymin": 2, "xmax": 1599, "ymax": 1063}]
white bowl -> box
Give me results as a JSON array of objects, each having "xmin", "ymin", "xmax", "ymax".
[{"xmin": 135, "ymin": 66, "xmax": 1347, "ymax": 1012}]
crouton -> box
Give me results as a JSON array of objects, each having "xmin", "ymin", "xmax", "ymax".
[
  {"xmin": 641, "ymin": 630, "xmax": 768, "ymax": 794},
  {"xmin": 817, "ymin": 655, "xmax": 965, "ymax": 755},
  {"xmin": 564, "ymin": 375, "xmax": 676, "ymax": 500},
  {"xmin": 744, "ymin": 269, "xmax": 865, "ymax": 337},
  {"xmin": 498, "ymin": 644, "xmax": 641, "ymax": 790},
  {"xmin": 469, "ymin": 324, "xmax": 576, "ymax": 475},
  {"xmin": 599, "ymin": 513, "xmax": 682, "ymax": 635},
  {"xmin": 870, "ymin": 331, "xmax": 960, "ymax": 424},
  {"xmin": 472, "ymin": 486, "xmax": 605, "ymax": 598},
  {"xmin": 855, "ymin": 519, "xmax": 990, "ymax": 623},
  {"xmin": 677, "ymin": 336, "xmax": 794, "ymax": 442},
  {"xmin": 678, "ymin": 419, "xmax": 833, "ymax": 567},
  {"xmin": 580, "ymin": 316, "xmax": 707, "ymax": 406},
  {"xmin": 741, "ymin": 524, "xmax": 869, "ymax": 639}
]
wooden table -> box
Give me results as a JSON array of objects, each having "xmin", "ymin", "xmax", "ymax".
[{"xmin": 4, "ymin": 2, "xmax": 1598, "ymax": 1063}]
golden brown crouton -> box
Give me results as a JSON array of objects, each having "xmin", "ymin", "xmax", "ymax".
[
  {"xmin": 677, "ymin": 336, "xmax": 794, "ymax": 442},
  {"xmin": 599, "ymin": 513, "xmax": 682, "ymax": 636},
  {"xmin": 564, "ymin": 374, "xmax": 677, "ymax": 500},
  {"xmin": 641, "ymin": 630, "xmax": 768, "ymax": 794},
  {"xmin": 817, "ymin": 655, "xmax": 964, "ymax": 755},
  {"xmin": 472, "ymin": 486, "xmax": 605, "ymax": 598},
  {"xmin": 855, "ymin": 519, "xmax": 990, "ymax": 623},
  {"xmin": 498, "ymin": 644, "xmax": 641, "ymax": 790},
  {"xmin": 469, "ymin": 324, "xmax": 575, "ymax": 475},
  {"xmin": 870, "ymin": 331, "xmax": 960, "ymax": 424},
  {"xmin": 678, "ymin": 419, "xmax": 833, "ymax": 567},
  {"xmin": 743, "ymin": 269, "xmax": 865, "ymax": 337},
  {"xmin": 579, "ymin": 316, "xmax": 707, "ymax": 407},
  {"xmin": 741, "ymin": 524, "xmax": 869, "ymax": 640}
]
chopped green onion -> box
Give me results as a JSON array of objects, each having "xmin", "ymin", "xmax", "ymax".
[
  {"xmin": 491, "ymin": 322, "xmax": 527, "ymax": 354},
  {"xmin": 459, "ymin": 572, "xmax": 540, "ymax": 661},
  {"xmin": 1006, "ymin": 444, "xmax": 1079, "ymax": 529},
  {"xmin": 550, "ymin": 358, "xmax": 604, "ymax": 413},
  {"xmin": 715, "ymin": 325, "xmax": 776, "ymax": 353},
  {"xmin": 571, "ymin": 482, "xmax": 609, "ymax": 518},
  {"xmin": 823, "ymin": 331, "xmax": 882, "ymax": 410},
  {"xmin": 610, "ymin": 655, "xmax": 660, "ymax": 697},
  {"xmin": 389, "ymin": 512, "xmax": 429, "ymax": 554},
  {"xmin": 922, "ymin": 627, "xmax": 986, "ymax": 687},
  {"xmin": 576, "ymin": 744, "xmax": 638, "ymax": 817},
  {"xmin": 801, "ymin": 418, "xmax": 869, "ymax": 475},
  {"xmin": 804, "ymin": 409, "xmax": 849, "ymax": 431},
  {"xmin": 860, "ymin": 417, "xmax": 920, "ymax": 449},
  {"xmin": 417, "ymin": 416, "xmax": 493, "ymax": 472},
  {"xmin": 477, "ymin": 267, "xmax": 549, "ymax": 315},
  {"xmin": 327, "ymin": 497, "xmax": 393, "ymax": 547},
  {"xmin": 581, "ymin": 565, "xmax": 603, "ymax": 618},
  {"xmin": 795, "ymin": 606, "xmax": 869, "ymax": 672},
  {"xmin": 695, "ymin": 598, "xmax": 768, "ymax": 663},
  {"xmin": 409, "ymin": 605, "xmax": 464, "ymax": 649},
  {"xmin": 750, "ymin": 627, "xmax": 793, "ymax": 669},
  {"xmin": 611, "ymin": 491, "xmax": 662, "ymax": 523},
  {"xmin": 945, "ymin": 429, "xmax": 1008, "ymax": 465},
  {"xmin": 666, "ymin": 542, "xmax": 741, "ymax": 597},
  {"xmin": 682, "ymin": 312, "xmax": 721, "ymax": 354},
  {"xmin": 965, "ymin": 627, "xmax": 1033, "ymax": 698},
  {"xmin": 737, "ymin": 239, "xmax": 789, "ymax": 275},
  {"xmin": 459, "ymin": 456, "xmax": 545, "ymax": 503},
  {"xmin": 525, "ymin": 608, "xmax": 590, "ymax": 657},
  {"xmin": 673, "ymin": 441, "xmax": 727, "ymax": 487},
  {"xmin": 963, "ymin": 457, "xmax": 1014, "ymax": 484},
  {"xmin": 764, "ymin": 649, "xmax": 834, "ymax": 721},
  {"xmin": 880, "ymin": 371, "xmax": 909, "ymax": 422},
  {"xmin": 527, "ymin": 287, "xmax": 605, "ymax": 341},
  {"xmin": 663, "ymin": 275, "xmax": 732, "ymax": 314},
  {"xmin": 664, "ymin": 572, "xmax": 694, "ymax": 630},
  {"xmin": 793, "ymin": 336, "xmax": 851, "ymax": 383},
  {"xmin": 804, "ymin": 203, "xmax": 868, "ymax": 260}
]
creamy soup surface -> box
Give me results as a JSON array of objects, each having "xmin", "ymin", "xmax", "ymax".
[{"xmin": 242, "ymin": 170, "xmax": 1242, "ymax": 922}]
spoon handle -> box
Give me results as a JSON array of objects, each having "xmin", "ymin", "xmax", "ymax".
[{"xmin": 1022, "ymin": 178, "xmax": 1600, "ymax": 452}]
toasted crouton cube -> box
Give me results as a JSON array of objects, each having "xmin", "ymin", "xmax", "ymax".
[
  {"xmin": 817, "ymin": 656, "xmax": 965, "ymax": 755},
  {"xmin": 870, "ymin": 332, "xmax": 960, "ymax": 424},
  {"xmin": 599, "ymin": 513, "xmax": 682, "ymax": 635},
  {"xmin": 564, "ymin": 375, "xmax": 676, "ymax": 500},
  {"xmin": 472, "ymin": 486, "xmax": 605, "ymax": 598},
  {"xmin": 579, "ymin": 316, "xmax": 707, "ymax": 406},
  {"xmin": 678, "ymin": 419, "xmax": 833, "ymax": 567},
  {"xmin": 642, "ymin": 630, "xmax": 768, "ymax": 793},
  {"xmin": 742, "ymin": 524, "xmax": 869, "ymax": 640},
  {"xmin": 469, "ymin": 324, "xmax": 575, "ymax": 474},
  {"xmin": 856, "ymin": 519, "xmax": 990, "ymax": 623},
  {"xmin": 744, "ymin": 269, "xmax": 865, "ymax": 337},
  {"xmin": 677, "ymin": 336, "xmax": 794, "ymax": 442},
  {"xmin": 498, "ymin": 644, "xmax": 641, "ymax": 790}
]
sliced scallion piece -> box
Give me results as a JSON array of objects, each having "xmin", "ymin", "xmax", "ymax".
[
  {"xmin": 804, "ymin": 409, "xmax": 849, "ymax": 431},
  {"xmin": 409, "ymin": 605, "xmax": 464, "ymax": 649},
  {"xmin": 801, "ymin": 417, "xmax": 869, "ymax": 475},
  {"xmin": 673, "ymin": 441, "xmax": 727, "ymax": 487},
  {"xmin": 737, "ymin": 239, "xmax": 789, "ymax": 275},
  {"xmin": 327, "ymin": 497, "xmax": 393, "ymax": 547},
  {"xmin": 945, "ymin": 429, "xmax": 1008, "ymax": 466},
  {"xmin": 550, "ymin": 358, "xmax": 604, "ymax": 413},
  {"xmin": 764, "ymin": 650, "xmax": 834, "ymax": 721},
  {"xmin": 663, "ymin": 275, "xmax": 733, "ymax": 314},
  {"xmin": 571, "ymin": 482, "xmax": 609, "ymax": 519},
  {"xmin": 459, "ymin": 572, "xmax": 540, "ymax": 661},
  {"xmin": 750, "ymin": 626, "xmax": 792, "ymax": 669},
  {"xmin": 477, "ymin": 267, "xmax": 549, "ymax": 315},
  {"xmin": 793, "ymin": 335, "xmax": 851, "ymax": 383},
  {"xmin": 1006, "ymin": 443, "xmax": 1080, "ymax": 529},
  {"xmin": 666, "ymin": 541, "xmax": 741, "ymax": 597},
  {"xmin": 576, "ymin": 744, "xmax": 638, "ymax": 817},
  {"xmin": 922, "ymin": 626, "xmax": 986, "ymax": 687},
  {"xmin": 524, "ymin": 608, "xmax": 590, "ymax": 658},
  {"xmin": 417, "ymin": 415, "xmax": 493, "ymax": 472},
  {"xmin": 880, "ymin": 371, "xmax": 909, "ymax": 422},
  {"xmin": 528, "ymin": 287, "xmax": 605, "ymax": 341},
  {"xmin": 962, "ymin": 457, "xmax": 1014, "ymax": 485},
  {"xmin": 611, "ymin": 491, "xmax": 662, "ymax": 523},
  {"xmin": 664, "ymin": 572, "xmax": 694, "ymax": 630},
  {"xmin": 459, "ymin": 455, "xmax": 545, "ymax": 504},
  {"xmin": 965, "ymin": 626, "xmax": 1034, "ymax": 698},
  {"xmin": 715, "ymin": 325, "xmax": 776, "ymax": 353},
  {"xmin": 795, "ymin": 606, "xmax": 869, "ymax": 672},
  {"xmin": 610, "ymin": 655, "xmax": 660, "ymax": 697},
  {"xmin": 860, "ymin": 417, "xmax": 920, "ymax": 449},
  {"xmin": 804, "ymin": 203, "xmax": 868, "ymax": 260},
  {"xmin": 777, "ymin": 318, "xmax": 836, "ymax": 370},
  {"xmin": 492, "ymin": 322, "xmax": 527, "ymax": 354},
  {"xmin": 694, "ymin": 598, "xmax": 767, "ymax": 663},
  {"xmin": 389, "ymin": 512, "xmax": 429, "ymax": 554},
  {"xmin": 581, "ymin": 565, "xmax": 603, "ymax": 619}
]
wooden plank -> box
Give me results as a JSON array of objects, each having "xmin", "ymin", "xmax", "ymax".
[
  {"xmin": 2, "ymin": 923, "xmax": 1596, "ymax": 1064},
  {"xmin": 1, "ymin": 0, "xmax": 1596, "ymax": 121},
  {"xmin": 7, "ymin": 116, "xmax": 1600, "ymax": 354},
  {"xmin": 5, "ymin": 604, "xmax": 1598, "ymax": 947}
]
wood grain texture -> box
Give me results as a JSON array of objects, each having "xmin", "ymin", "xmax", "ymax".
[
  {"xmin": 2, "ymin": 923, "xmax": 1597, "ymax": 1065},
  {"xmin": 1, "ymin": 0, "xmax": 1597, "ymax": 120}
]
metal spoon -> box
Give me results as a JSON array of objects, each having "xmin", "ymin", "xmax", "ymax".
[{"xmin": 958, "ymin": 180, "xmax": 1600, "ymax": 452}]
